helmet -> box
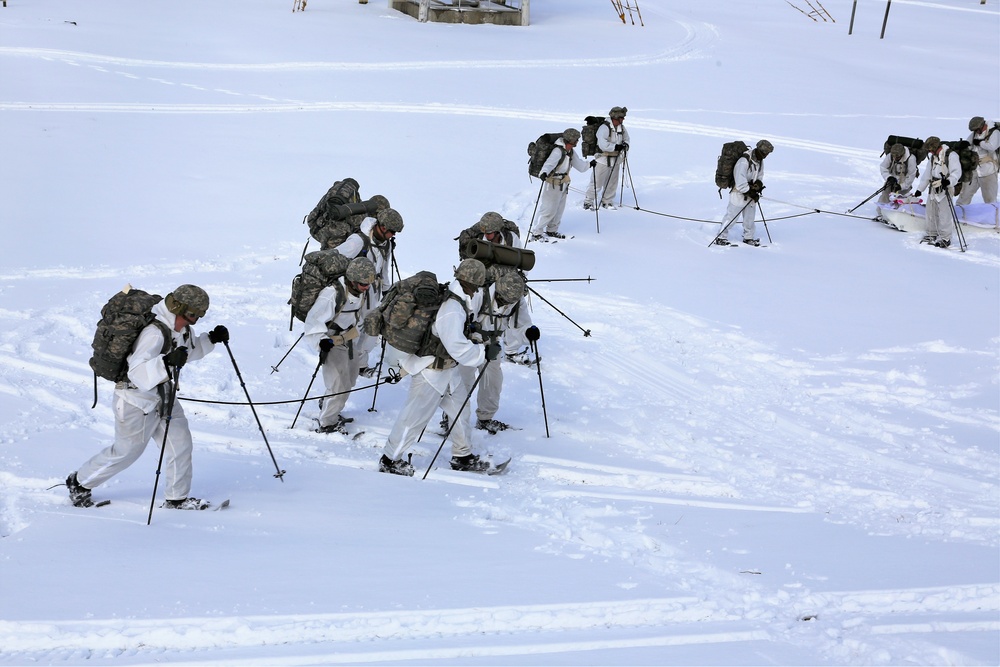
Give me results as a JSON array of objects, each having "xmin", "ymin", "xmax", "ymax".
[
  {"xmin": 477, "ymin": 212, "xmax": 504, "ymax": 234},
  {"xmin": 345, "ymin": 257, "xmax": 376, "ymax": 285},
  {"xmin": 890, "ymin": 143, "xmax": 906, "ymax": 160},
  {"xmin": 493, "ymin": 270, "xmax": 525, "ymax": 304},
  {"xmin": 368, "ymin": 194, "xmax": 391, "ymax": 213},
  {"xmin": 756, "ymin": 139, "xmax": 774, "ymax": 156},
  {"xmin": 376, "ymin": 207, "xmax": 404, "ymax": 233},
  {"xmin": 454, "ymin": 259, "xmax": 487, "ymax": 287},
  {"xmin": 969, "ymin": 116, "xmax": 986, "ymax": 132},
  {"xmin": 609, "ymin": 106, "xmax": 627, "ymax": 119},
  {"xmin": 562, "ymin": 128, "xmax": 581, "ymax": 144},
  {"xmin": 923, "ymin": 136, "xmax": 942, "ymax": 154},
  {"xmin": 165, "ymin": 284, "xmax": 209, "ymax": 319}
]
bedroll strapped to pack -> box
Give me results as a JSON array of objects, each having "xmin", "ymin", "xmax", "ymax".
[
  {"xmin": 581, "ymin": 116, "xmax": 609, "ymax": 158},
  {"xmin": 456, "ymin": 218, "xmax": 522, "ymax": 259},
  {"xmin": 884, "ymin": 135, "xmax": 928, "ymax": 165},
  {"xmin": 714, "ymin": 140, "xmax": 749, "ymax": 197},
  {"xmin": 289, "ymin": 249, "xmax": 350, "ymax": 326},
  {"xmin": 527, "ymin": 133, "xmax": 565, "ymax": 178},
  {"xmin": 306, "ymin": 179, "xmax": 366, "ymax": 248},
  {"xmin": 462, "ymin": 239, "xmax": 535, "ymax": 273},
  {"xmin": 363, "ymin": 271, "xmax": 454, "ymax": 358},
  {"xmin": 89, "ymin": 286, "xmax": 171, "ymax": 383}
]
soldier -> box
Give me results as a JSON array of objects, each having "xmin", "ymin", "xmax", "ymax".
[
  {"xmin": 379, "ymin": 259, "xmax": 498, "ymax": 476},
  {"xmin": 305, "ymin": 257, "xmax": 378, "ymax": 433},
  {"xmin": 914, "ymin": 136, "xmax": 962, "ymax": 248},
  {"xmin": 584, "ymin": 106, "xmax": 631, "ymax": 211},
  {"xmin": 716, "ymin": 140, "xmax": 773, "ymax": 247},
  {"xmin": 957, "ymin": 116, "xmax": 999, "ymax": 206},
  {"xmin": 531, "ymin": 128, "xmax": 591, "ymax": 241}
]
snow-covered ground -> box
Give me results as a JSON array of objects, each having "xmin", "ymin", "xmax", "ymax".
[{"xmin": 1, "ymin": 1, "xmax": 998, "ymax": 664}]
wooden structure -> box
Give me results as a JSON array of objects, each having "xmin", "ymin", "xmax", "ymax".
[{"xmin": 389, "ymin": 0, "xmax": 529, "ymax": 26}]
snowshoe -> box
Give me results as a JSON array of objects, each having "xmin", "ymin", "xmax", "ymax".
[
  {"xmin": 316, "ymin": 415, "xmax": 353, "ymax": 435},
  {"xmin": 504, "ymin": 348, "xmax": 536, "ymax": 366},
  {"xmin": 742, "ymin": 238, "xmax": 761, "ymax": 247},
  {"xmin": 934, "ymin": 239, "xmax": 951, "ymax": 248},
  {"xmin": 600, "ymin": 203, "xmax": 617, "ymax": 210},
  {"xmin": 379, "ymin": 454, "xmax": 415, "ymax": 477},
  {"xmin": 450, "ymin": 453, "xmax": 491, "ymax": 472},
  {"xmin": 439, "ymin": 413, "xmax": 450, "ymax": 433},
  {"xmin": 713, "ymin": 238, "xmax": 732, "ymax": 246},
  {"xmin": 65, "ymin": 472, "xmax": 93, "ymax": 508},
  {"xmin": 583, "ymin": 202, "xmax": 594, "ymax": 210},
  {"xmin": 545, "ymin": 231, "xmax": 566, "ymax": 239},
  {"xmin": 358, "ymin": 366, "xmax": 378, "ymax": 379},
  {"xmin": 162, "ymin": 497, "xmax": 210, "ymax": 510},
  {"xmin": 476, "ymin": 419, "xmax": 511, "ymax": 435}
]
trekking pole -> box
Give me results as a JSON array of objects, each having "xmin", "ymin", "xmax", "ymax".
[
  {"xmin": 531, "ymin": 339, "xmax": 550, "ymax": 438},
  {"xmin": 290, "ymin": 355, "xmax": 323, "ymax": 429},
  {"xmin": 756, "ymin": 200, "xmax": 773, "ymax": 244},
  {"xmin": 945, "ymin": 190, "xmax": 968, "ymax": 252},
  {"xmin": 422, "ymin": 360, "xmax": 490, "ymax": 480},
  {"xmin": 622, "ymin": 150, "xmax": 639, "ymax": 209},
  {"xmin": 523, "ymin": 179, "xmax": 546, "ymax": 248},
  {"xmin": 592, "ymin": 166, "xmax": 601, "ymax": 234},
  {"xmin": 222, "ymin": 341, "xmax": 286, "ymax": 481},
  {"xmin": 368, "ymin": 339, "xmax": 388, "ymax": 412},
  {"xmin": 847, "ymin": 184, "xmax": 886, "ymax": 214},
  {"xmin": 526, "ymin": 285, "xmax": 591, "ymax": 337},
  {"xmin": 271, "ymin": 332, "xmax": 304, "ymax": 374},
  {"xmin": 708, "ymin": 198, "xmax": 753, "ymax": 247},
  {"xmin": 526, "ymin": 276, "xmax": 596, "ymax": 284},
  {"xmin": 390, "ymin": 239, "xmax": 401, "ymax": 284},
  {"xmin": 147, "ymin": 366, "xmax": 180, "ymax": 525}
]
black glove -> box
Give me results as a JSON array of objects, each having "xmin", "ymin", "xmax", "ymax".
[
  {"xmin": 589, "ymin": 160, "xmax": 597, "ymax": 168},
  {"xmin": 913, "ymin": 190, "xmax": 922, "ymax": 198},
  {"xmin": 539, "ymin": 172, "xmax": 548, "ymax": 180},
  {"xmin": 208, "ymin": 325, "xmax": 229, "ymax": 344},
  {"xmin": 973, "ymin": 137, "xmax": 982, "ymax": 146},
  {"xmin": 940, "ymin": 177, "xmax": 950, "ymax": 188},
  {"xmin": 525, "ymin": 325, "xmax": 540, "ymax": 342},
  {"xmin": 319, "ymin": 338, "xmax": 334, "ymax": 364},
  {"xmin": 885, "ymin": 176, "xmax": 898, "ymax": 191},
  {"xmin": 614, "ymin": 143, "xmax": 625, "ymax": 152},
  {"xmin": 485, "ymin": 341, "xmax": 501, "ymax": 362},
  {"xmin": 163, "ymin": 346, "xmax": 188, "ymax": 370}
]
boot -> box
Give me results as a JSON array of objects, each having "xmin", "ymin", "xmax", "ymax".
[
  {"xmin": 379, "ymin": 454, "xmax": 415, "ymax": 477},
  {"xmin": 65, "ymin": 473, "xmax": 93, "ymax": 508}
]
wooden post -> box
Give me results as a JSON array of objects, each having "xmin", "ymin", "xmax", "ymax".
[{"xmin": 419, "ymin": 0, "xmax": 429, "ymax": 22}]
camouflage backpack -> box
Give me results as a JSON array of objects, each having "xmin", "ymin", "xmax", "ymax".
[
  {"xmin": 456, "ymin": 218, "xmax": 521, "ymax": 260},
  {"xmin": 89, "ymin": 286, "xmax": 172, "ymax": 383},
  {"xmin": 942, "ymin": 140, "xmax": 979, "ymax": 194},
  {"xmin": 288, "ymin": 249, "xmax": 350, "ymax": 326},
  {"xmin": 527, "ymin": 132, "xmax": 565, "ymax": 178},
  {"xmin": 581, "ymin": 116, "xmax": 610, "ymax": 158},
  {"xmin": 306, "ymin": 179, "xmax": 366, "ymax": 248},
  {"xmin": 714, "ymin": 140, "xmax": 749, "ymax": 197},
  {"xmin": 363, "ymin": 271, "xmax": 468, "ymax": 359}
]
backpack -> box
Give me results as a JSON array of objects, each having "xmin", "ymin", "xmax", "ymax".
[
  {"xmin": 527, "ymin": 133, "xmax": 565, "ymax": 178},
  {"xmin": 456, "ymin": 218, "xmax": 522, "ymax": 259},
  {"xmin": 884, "ymin": 135, "xmax": 928, "ymax": 166},
  {"xmin": 942, "ymin": 139, "xmax": 978, "ymax": 193},
  {"xmin": 363, "ymin": 271, "xmax": 467, "ymax": 359},
  {"xmin": 89, "ymin": 286, "xmax": 172, "ymax": 383},
  {"xmin": 306, "ymin": 179, "xmax": 365, "ymax": 247},
  {"xmin": 714, "ymin": 140, "xmax": 749, "ymax": 197},
  {"xmin": 581, "ymin": 116, "xmax": 609, "ymax": 158},
  {"xmin": 288, "ymin": 249, "xmax": 350, "ymax": 326}
]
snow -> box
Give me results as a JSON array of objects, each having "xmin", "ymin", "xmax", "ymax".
[{"xmin": 1, "ymin": 0, "xmax": 998, "ymax": 664}]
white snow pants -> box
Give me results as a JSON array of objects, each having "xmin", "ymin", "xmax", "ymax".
[
  {"xmin": 584, "ymin": 156, "xmax": 621, "ymax": 208},
  {"xmin": 724, "ymin": 192, "xmax": 757, "ymax": 242},
  {"xmin": 459, "ymin": 361, "xmax": 503, "ymax": 422},
  {"xmin": 956, "ymin": 171, "xmax": 998, "ymax": 205},
  {"xmin": 319, "ymin": 343, "xmax": 360, "ymax": 427},
  {"xmin": 77, "ymin": 392, "xmax": 193, "ymax": 501},
  {"xmin": 924, "ymin": 195, "xmax": 952, "ymax": 242},
  {"xmin": 382, "ymin": 369, "xmax": 474, "ymax": 462},
  {"xmin": 533, "ymin": 180, "xmax": 570, "ymax": 235}
]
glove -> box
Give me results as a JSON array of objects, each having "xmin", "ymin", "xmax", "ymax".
[
  {"xmin": 485, "ymin": 341, "xmax": 501, "ymax": 362},
  {"xmin": 913, "ymin": 190, "xmax": 921, "ymax": 198},
  {"xmin": 622, "ymin": 142, "xmax": 629, "ymax": 151},
  {"xmin": 940, "ymin": 177, "xmax": 950, "ymax": 188},
  {"xmin": 614, "ymin": 143, "xmax": 625, "ymax": 152},
  {"xmin": 525, "ymin": 325, "xmax": 540, "ymax": 342},
  {"xmin": 973, "ymin": 137, "xmax": 982, "ymax": 146},
  {"xmin": 539, "ymin": 172, "xmax": 548, "ymax": 180},
  {"xmin": 319, "ymin": 338, "xmax": 334, "ymax": 364},
  {"xmin": 208, "ymin": 325, "xmax": 229, "ymax": 344},
  {"xmin": 589, "ymin": 160, "xmax": 597, "ymax": 168},
  {"xmin": 885, "ymin": 176, "xmax": 898, "ymax": 191},
  {"xmin": 163, "ymin": 346, "xmax": 188, "ymax": 370}
]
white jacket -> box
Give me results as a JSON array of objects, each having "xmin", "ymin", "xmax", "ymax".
[
  {"xmin": 916, "ymin": 146, "xmax": 962, "ymax": 202},
  {"xmin": 541, "ymin": 139, "xmax": 590, "ymax": 180},
  {"xmin": 966, "ymin": 121, "xmax": 999, "ymax": 177},
  {"xmin": 730, "ymin": 152, "xmax": 764, "ymax": 205},
  {"xmin": 596, "ymin": 121, "xmax": 631, "ymax": 160},
  {"xmin": 120, "ymin": 299, "xmax": 215, "ymax": 414},
  {"xmin": 879, "ymin": 148, "xmax": 917, "ymax": 192},
  {"xmin": 335, "ymin": 219, "xmax": 393, "ymax": 297},
  {"xmin": 475, "ymin": 285, "xmax": 532, "ymax": 352},
  {"xmin": 304, "ymin": 280, "xmax": 375, "ymax": 355}
]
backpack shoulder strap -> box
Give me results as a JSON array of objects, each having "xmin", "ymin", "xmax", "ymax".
[{"xmin": 151, "ymin": 319, "xmax": 174, "ymax": 354}]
